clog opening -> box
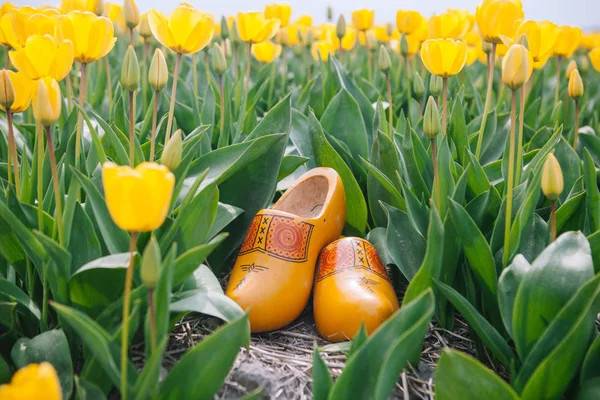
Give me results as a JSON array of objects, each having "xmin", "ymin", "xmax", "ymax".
[{"xmin": 273, "ymin": 175, "xmax": 329, "ymax": 218}]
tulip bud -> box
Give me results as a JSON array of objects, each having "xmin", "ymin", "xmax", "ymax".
[
  {"xmin": 541, "ymin": 153, "xmax": 563, "ymax": 201},
  {"xmin": 423, "ymin": 96, "xmax": 441, "ymax": 139},
  {"xmin": 385, "ymin": 23, "xmax": 393, "ymax": 38},
  {"xmin": 336, "ymin": 15, "xmax": 346, "ymax": 40},
  {"xmin": 123, "ymin": 0, "xmax": 139, "ymax": 29},
  {"xmin": 565, "ymin": 60, "xmax": 577, "ymax": 79},
  {"xmin": 138, "ymin": 13, "xmax": 152, "ymax": 40},
  {"xmin": 33, "ymin": 78, "xmax": 61, "ymax": 128},
  {"xmin": 121, "ymin": 45, "xmax": 140, "ymax": 92},
  {"xmin": 482, "ymin": 41, "xmax": 492, "ymax": 54},
  {"xmin": 367, "ymin": 30, "xmax": 376, "ymax": 51},
  {"xmin": 379, "ymin": 45, "xmax": 391, "ymax": 73},
  {"xmin": 161, "ymin": 129, "xmax": 182, "ymax": 171},
  {"xmin": 515, "ymin": 34, "xmax": 528, "ymax": 49},
  {"xmin": 141, "ymin": 235, "xmax": 161, "ymax": 289},
  {"xmin": 303, "ymin": 29, "xmax": 314, "ymax": 47},
  {"xmin": 220, "ymin": 16, "xmax": 229, "ymax": 40},
  {"xmin": 230, "ymin": 20, "xmax": 241, "ymax": 45},
  {"xmin": 93, "ymin": 0, "xmax": 104, "ymax": 16},
  {"xmin": 430, "ymin": 75, "xmax": 443, "ymax": 97},
  {"xmin": 502, "ymin": 44, "xmax": 530, "ymax": 90},
  {"xmin": 149, "ymin": 49, "xmax": 168, "ymax": 91},
  {"xmin": 400, "ymin": 34, "xmax": 409, "ymax": 57},
  {"xmin": 212, "ymin": 43, "xmax": 227, "ymax": 76},
  {"xmin": 293, "ymin": 45, "xmax": 304, "ymax": 57},
  {"xmin": 0, "ymin": 70, "xmax": 15, "ymax": 110},
  {"xmin": 413, "ymin": 72, "xmax": 424, "ymax": 98},
  {"xmin": 568, "ymin": 69, "xmax": 584, "ymax": 99},
  {"xmin": 327, "ymin": 6, "xmax": 333, "ymax": 22}
]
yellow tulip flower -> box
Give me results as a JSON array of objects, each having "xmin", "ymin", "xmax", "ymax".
[
  {"xmin": 123, "ymin": 0, "xmax": 139, "ymax": 29},
  {"xmin": 476, "ymin": 0, "xmax": 524, "ymax": 44},
  {"xmin": 0, "ymin": 3, "xmax": 14, "ymax": 16},
  {"xmin": 0, "ymin": 362, "xmax": 62, "ymax": 400},
  {"xmin": 33, "ymin": 77, "xmax": 62, "ymax": 127},
  {"xmin": 102, "ymin": 162, "xmax": 175, "ymax": 232},
  {"xmin": 295, "ymin": 15, "xmax": 312, "ymax": 26},
  {"xmin": 0, "ymin": 71, "xmax": 33, "ymax": 113},
  {"xmin": 105, "ymin": 2, "xmax": 125, "ymax": 33},
  {"xmin": 311, "ymin": 40, "xmax": 336, "ymax": 62},
  {"xmin": 149, "ymin": 5, "xmax": 215, "ymax": 55},
  {"xmin": 373, "ymin": 25, "xmax": 390, "ymax": 43},
  {"xmin": 277, "ymin": 23, "xmax": 299, "ymax": 46},
  {"xmin": 516, "ymin": 20, "xmax": 557, "ymax": 69},
  {"xmin": 264, "ymin": 3, "xmax": 292, "ymax": 28},
  {"xmin": 589, "ymin": 47, "xmax": 600, "ymax": 72},
  {"xmin": 466, "ymin": 45, "xmax": 486, "ymax": 66},
  {"xmin": 428, "ymin": 11, "xmax": 469, "ymax": 40},
  {"xmin": 252, "ymin": 40, "xmax": 282, "ymax": 63},
  {"xmin": 448, "ymin": 9, "xmax": 475, "ymax": 31},
  {"xmin": 568, "ymin": 68, "xmax": 583, "ymax": 99},
  {"xmin": 396, "ymin": 10, "xmax": 424, "ymax": 35},
  {"xmin": 340, "ymin": 27, "xmax": 357, "ymax": 51},
  {"xmin": 9, "ymin": 34, "xmax": 73, "ymax": 81},
  {"xmin": 56, "ymin": 11, "xmax": 116, "ymax": 64},
  {"xmin": 61, "ymin": 0, "xmax": 103, "ymax": 14},
  {"xmin": 421, "ymin": 38, "xmax": 467, "ymax": 78},
  {"xmin": 237, "ymin": 11, "xmax": 280, "ymax": 44},
  {"xmin": 137, "ymin": 12, "xmax": 152, "ymax": 41},
  {"xmin": 581, "ymin": 33, "xmax": 600, "ymax": 51},
  {"xmin": 502, "ymin": 44, "xmax": 532, "ymax": 89},
  {"xmin": 554, "ymin": 25, "xmax": 582, "ymax": 58},
  {"xmin": 352, "ymin": 9, "xmax": 374, "ymax": 32}
]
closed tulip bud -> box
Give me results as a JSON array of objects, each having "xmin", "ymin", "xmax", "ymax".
[
  {"xmin": 303, "ymin": 29, "xmax": 314, "ymax": 47},
  {"xmin": 212, "ymin": 43, "xmax": 227, "ymax": 75},
  {"xmin": 138, "ymin": 13, "xmax": 152, "ymax": 40},
  {"xmin": 386, "ymin": 23, "xmax": 393, "ymax": 38},
  {"xmin": 33, "ymin": 77, "xmax": 61, "ymax": 128},
  {"xmin": 541, "ymin": 153, "xmax": 563, "ymax": 201},
  {"xmin": 367, "ymin": 31, "xmax": 377, "ymax": 51},
  {"xmin": 94, "ymin": 0, "xmax": 105, "ymax": 16},
  {"xmin": 565, "ymin": 60, "xmax": 577, "ymax": 78},
  {"xmin": 423, "ymin": 96, "xmax": 441, "ymax": 139},
  {"xmin": 230, "ymin": 20, "xmax": 241, "ymax": 45},
  {"xmin": 0, "ymin": 70, "xmax": 15, "ymax": 110},
  {"xmin": 121, "ymin": 45, "xmax": 140, "ymax": 92},
  {"xmin": 400, "ymin": 34, "xmax": 409, "ymax": 56},
  {"xmin": 379, "ymin": 45, "xmax": 391, "ymax": 73},
  {"xmin": 327, "ymin": 6, "xmax": 333, "ymax": 22},
  {"xmin": 293, "ymin": 44, "xmax": 304, "ymax": 56},
  {"xmin": 123, "ymin": 0, "xmax": 139, "ymax": 29},
  {"xmin": 502, "ymin": 44, "xmax": 531, "ymax": 90},
  {"xmin": 482, "ymin": 41, "xmax": 492, "ymax": 54},
  {"xmin": 149, "ymin": 49, "xmax": 168, "ymax": 91},
  {"xmin": 220, "ymin": 16, "xmax": 230, "ymax": 40},
  {"xmin": 430, "ymin": 75, "xmax": 443, "ymax": 97},
  {"xmin": 568, "ymin": 69, "xmax": 583, "ymax": 99},
  {"xmin": 161, "ymin": 129, "xmax": 182, "ymax": 171},
  {"xmin": 336, "ymin": 15, "xmax": 346, "ymax": 40},
  {"xmin": 141, "ymin": 235, "xmax": 161, "ymax": 289},
  {"xmin": 413, "ymin": 72, "xmax": 425, "ymax": 97}
]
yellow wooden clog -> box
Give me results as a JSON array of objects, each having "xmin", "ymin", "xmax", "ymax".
[
  {"xmin": 226, "ymin": 168, "xmax": 346, "ymax": 333},
  {"xmin": 313, "ymin": 237, "xmax": 399, "ymax": 342}
]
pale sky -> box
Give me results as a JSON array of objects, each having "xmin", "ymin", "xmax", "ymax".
[{"xmin": 17, "ymin": 0, "xmax": 600, "ymax": 28}]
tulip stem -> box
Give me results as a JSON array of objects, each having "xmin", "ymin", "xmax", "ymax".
[
  {"xmin": 515, "ymin": 86, "xmax": 525, "ymax": 185},
  {"xmin": 142, "ymin": 42, "xmax": 148, "ymax": 113},
  {"xmin": 5, "ymin": 51, "xmax": 9, "ymax": 70},
  {"xmin": 120, "ymin": 231, "xmax": 139, "ymax": 400},
  {"xmin": 503, "ymin": 89, "xmax": 517, "ymax": 266},
  {"xmin": 65, "ymin": 74, "xmax": 73, "ymax": 111},
  {"xmin": 165, "ymin": 52, "xmax": 181, "ymax": 144},
  {"xmin": 386, "ymin": 72, "xmax": 393, "ymax": 137},
  {"xmin": 6, "ymin": 108, "xmax": 21, "ymax": 198},
  {"xmin": 45, "ymin": 126, "xmax": 64, "ymax": 246},
  {"xmin": 218, "ymin": 74, "xmax": 225, "ymax": 146},
  {"xmin": 234, "ymin": 44, "xmax": 239, "ymax": 78},
  {"xmin": 280, "ymin": 51, "xmax": 287, "ymax": 92},
  {"xmin": 128, "ymin": 91, "xmax": 135, "ymax": 167},
  {"xmin": 204, "ymin": 50, "xmax": 210, "ymax": 88},
  {"xmin": 305, "ymin": 47, "xmax": 312, "ymax": 82},
  {"xmin": 431, "ymin": 138, "xmax": 441, "ymax": 212},
  {"xmin": 550, "ymin": 200, "xmax": 557, "ymax": 241},
  {"xmin": 338, "ymin": 42, "xmax": 344, "ymax": 63},
  {"xmin": 267, "ymin": 62, "xmax": 276, "ymax": 108},
  {"xmin": 475, "ymin": 43, "xmax": 496, "ymax": 160},
  {"xmin": 150, "ymin": 90, "xmax": 159, "ymax": 162},
  {"xmin": 105, "ymin": 57, "xmax": 113, "ymax": 114},
  {"xmin": 192, "ymin": 54, "xmax": 198, "ymax": 101},
  {"xmin": 7, "ymin": 109, "xmax": 20, "ymax": 197},
  {"xmin": 75, "ymin": 62, "xmax": 87, "ymax": 173},
  {"xmin": 36, "ymin": 121, "xmax": 44, "ymax": 233},
  {"xmin": 442, "ymin": 77, "xmax": 448, "ymax": 137},
  {"xmin": 245, "ymin": 43, "xmax": 252, "ymax": 95},
  {"xmin": 554, "ymin": 57, "xmax": 561, "ymax": 106},
  {"xmin": 367, "ymin": 43, "xmax": 372, "ymax": 81},
  {"xmin": 405, "ymin": 57, "xmax": 411, "ymax": 100},
  {"xmin": 129, "ymin": 28, "xmax": 134, "ymax": 46},
  {"xmin": 573, "ymin": 99, "xmax": 579, "ymax": 150},
  {"xmin": 148, "ymin": 288, "xmax": 157, "ymax": 351}
]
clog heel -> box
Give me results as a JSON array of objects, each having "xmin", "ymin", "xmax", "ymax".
[
  {"xmin": 226, "ymin": 167, "xmax": 346, "ymax": 333},
  {"xmin": 313, "ymin": 237, "xmax": 399, "ymax": 342}
]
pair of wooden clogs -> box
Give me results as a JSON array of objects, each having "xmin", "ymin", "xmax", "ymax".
[{"xmin": 225, "ymin": 168, "xmax": 399, "ymax": 342}]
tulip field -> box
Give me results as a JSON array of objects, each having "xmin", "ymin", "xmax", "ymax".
[{"xmin": 1, "ymin": 0, "xmax": 600, "ymax": 399}]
